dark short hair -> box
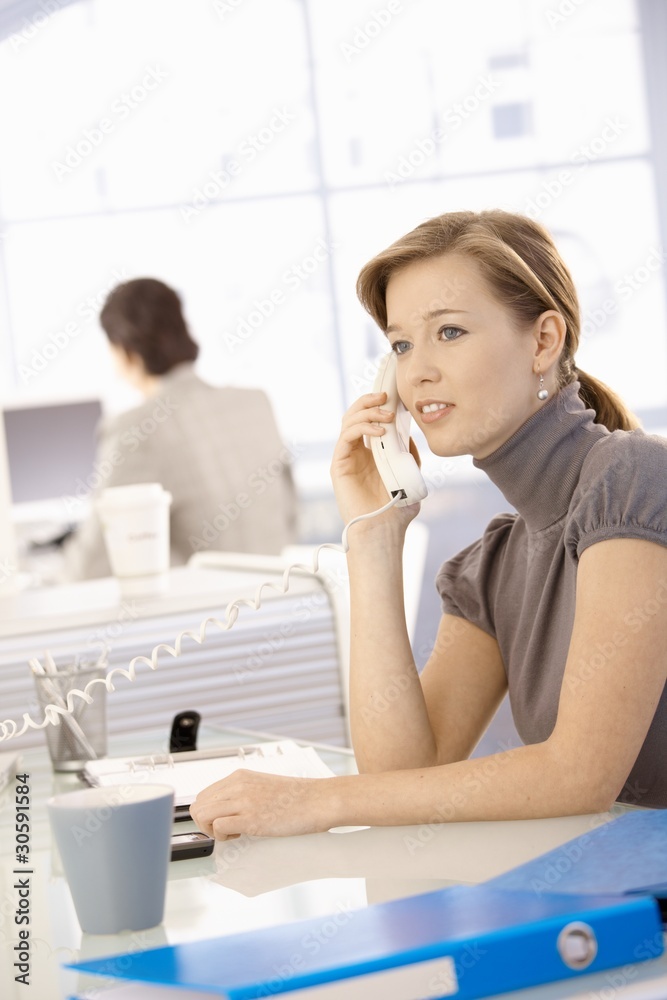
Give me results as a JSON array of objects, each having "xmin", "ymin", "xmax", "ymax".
[{"xmin": 100, "ymin": 278, "xmax": 199, "ymax": 375}]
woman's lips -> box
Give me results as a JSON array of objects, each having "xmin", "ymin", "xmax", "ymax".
[{"xmin": 419, "ymin": 403, "xmax": 455, "ymax": 424}]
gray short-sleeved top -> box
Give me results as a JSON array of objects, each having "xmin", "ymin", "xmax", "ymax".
[{"xmin": 436, "ymin": 382, "xmax": 667, "ymax": 808}]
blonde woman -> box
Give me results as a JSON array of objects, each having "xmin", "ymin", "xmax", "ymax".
[{"xmin": 192, "ymin": 210, "xmax": 667, "ymax": 838}]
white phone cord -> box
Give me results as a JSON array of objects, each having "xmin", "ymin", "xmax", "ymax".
[{"xmin": 0, "ymin": 495, "xmax": 402, "ymax": 742}]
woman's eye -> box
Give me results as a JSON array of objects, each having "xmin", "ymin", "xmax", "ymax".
[
  {"xmin": 390, "ymin": 340, "xmax": 411, "ymax": 355},
  {"xmin": 439, "ymin": 326, "xmax": 465, "ymax": 341}
]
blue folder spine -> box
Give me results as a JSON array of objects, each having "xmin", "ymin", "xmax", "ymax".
[
  {"xmin": 229, "ymin": 900, "xmax": 662, "ymax": 999},
  {"xmin": 66, "ymin": 889, "xmax": 663, "ymax": 1000}
]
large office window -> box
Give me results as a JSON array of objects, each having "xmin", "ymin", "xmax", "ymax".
[
  {"xmin": 0, "ymin": 0, "xmax": 663, "ymax": 497},
  {"xmin": 1, "ymin": 1, "xmax": 663, "ymax": 418}
]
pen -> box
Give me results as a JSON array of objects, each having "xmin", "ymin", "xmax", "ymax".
[{"xmin": 30, "ymin": 653, "xmax": 98, "ymax": 761}]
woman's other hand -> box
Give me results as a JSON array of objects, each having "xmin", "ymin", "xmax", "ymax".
[{"xmin": 190, "ymin": 770, "xmax": 337, "ymax": 839}]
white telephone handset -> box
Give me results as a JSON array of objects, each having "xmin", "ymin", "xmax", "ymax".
[{"xmin": 370, "ymin": 353, "xmax": 428, "ymax": 507}]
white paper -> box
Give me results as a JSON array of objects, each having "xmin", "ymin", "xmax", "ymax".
[{"xmin": 82, "ymin": 740, "xmax": 335, "ymax": 806}]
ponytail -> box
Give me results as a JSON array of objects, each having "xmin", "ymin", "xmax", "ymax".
[{"xmin": 575, "ymin": 369, "xmax": 641, "ymax": 432}]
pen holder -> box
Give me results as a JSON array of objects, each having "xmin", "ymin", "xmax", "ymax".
[{"xmin": 33, "ymin": 662, "xmax": 108, "ymax": 772}]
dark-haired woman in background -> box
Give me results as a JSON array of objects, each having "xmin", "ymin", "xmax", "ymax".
[{"xmin": 61, "ymin": 278, "xmax": 297, "ymax": 581}]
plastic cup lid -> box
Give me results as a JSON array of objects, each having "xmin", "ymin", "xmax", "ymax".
[{"xmin": 97, "ymin": 484, "xmax": 172, "ymax": 508}]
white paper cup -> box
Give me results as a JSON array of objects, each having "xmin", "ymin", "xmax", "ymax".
[
  {"xmin": 96, "ymin": 484, "xmax": 172, "ymax": 596},
  {"xmin": 47, "ymin": 784, "xmax": 174, "ymax": 934}
]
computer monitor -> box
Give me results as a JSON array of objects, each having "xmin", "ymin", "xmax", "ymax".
[{"xmin": 3, "ymin": 399, "xmax": 102, "ymax": 508}]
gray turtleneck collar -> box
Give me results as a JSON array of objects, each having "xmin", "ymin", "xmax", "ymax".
[{"xmin": 473, "ymin": 382, "xmax": 610, "ymax": 532}]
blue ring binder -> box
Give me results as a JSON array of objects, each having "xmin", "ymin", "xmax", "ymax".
[{"xmin": 65, "ymin": 885, "xmax": 663, "ymax": 999}]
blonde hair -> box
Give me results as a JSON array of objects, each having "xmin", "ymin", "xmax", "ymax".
[{"xmin": 357, "ymin": 210, "xmax": 639, "ymax": 432}]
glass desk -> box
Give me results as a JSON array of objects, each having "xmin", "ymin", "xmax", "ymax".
[{"xmin": 1, "ymin": 725, "xmax": 665, "ymax": 1000}]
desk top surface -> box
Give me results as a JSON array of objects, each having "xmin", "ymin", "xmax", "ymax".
[
  {"xmin": 0, "ymin": 563, "xmax": 324, "ymax": 638},
  {"xmin": 1, "ymin": 725, "xmax": 665, "ymax": 1000}
]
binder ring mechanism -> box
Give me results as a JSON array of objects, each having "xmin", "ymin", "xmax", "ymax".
[
  {"xmin": 557, "ymin": 921, "xmax": 598, "ymax": 970},
  {"xmin": 128, "ymin": 745, "xmax": 264, "ymax": 773}
]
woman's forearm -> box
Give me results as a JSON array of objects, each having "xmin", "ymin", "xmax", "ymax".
[
  {"xmin": 191, "ymin": 733, "xmax": 615, "ymax": 840},
  {"xmin": 324, "ymin": 739, "xmax": 614, "ymax": 829},
  {"xmin": 346, "ymin": 522, "xmax": 437, "ymax": 772}
]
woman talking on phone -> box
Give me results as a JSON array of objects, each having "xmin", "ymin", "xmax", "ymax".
[{"xmin": 191, "ymin": 209, "xmax": 667, "ymax": 838}]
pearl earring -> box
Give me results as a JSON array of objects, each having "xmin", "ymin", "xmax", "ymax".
[{"xmin": 537, "ymin": 373, "xmax": 549, "ymax": 401}]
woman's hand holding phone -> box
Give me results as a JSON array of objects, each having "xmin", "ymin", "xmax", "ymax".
[
  {"xmin": 330, "ymin": 390, "xmax": 422, "ymax": 535},
  {"xmin": 331, "ymin": 354, "xmax": 426, "ymax": 533}
]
